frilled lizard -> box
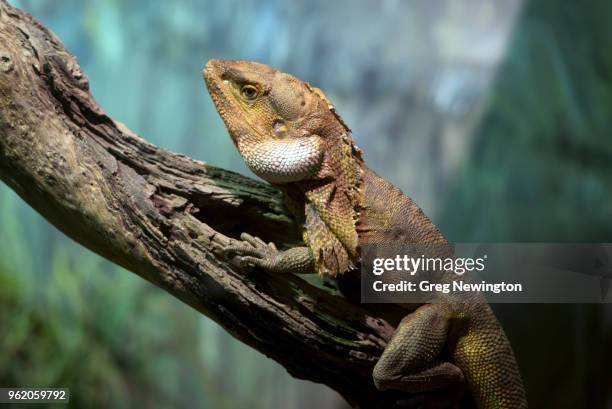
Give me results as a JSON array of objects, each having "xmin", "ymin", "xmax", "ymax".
[{"xmin": 204, "ymin": 60, "xmax": 527, "ymax": 408}]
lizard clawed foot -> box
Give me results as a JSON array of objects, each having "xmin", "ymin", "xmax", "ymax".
[{"xmin": 216, "ymin": 232, "xmax": 279, "ymax": 273}]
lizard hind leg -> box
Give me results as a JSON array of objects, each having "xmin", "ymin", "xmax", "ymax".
[{"xmin": 373, "ymin": 305, "xmax": 465, "ymax": 395}]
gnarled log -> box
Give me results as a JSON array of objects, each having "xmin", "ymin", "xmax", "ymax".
[{"xmin": 0, "ymin": 2, "xmax": 405, "ymax": 407}]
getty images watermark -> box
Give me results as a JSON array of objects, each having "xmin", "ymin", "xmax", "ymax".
[
  {"xmin": 371, "ymin": 253, "xmax": 522, "ymax": 295},
  {"xmin": 361, "ymin": 243, "xmax": 612, "ymax": 303}
]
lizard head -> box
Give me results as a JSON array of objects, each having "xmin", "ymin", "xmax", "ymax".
[
  {"xmin": 204, "ymin": 60, "xmax": 328, "ymax": 140},
  {"xmin": 204, "ymin": 59, "xmax": 345, "ymax": 183}
]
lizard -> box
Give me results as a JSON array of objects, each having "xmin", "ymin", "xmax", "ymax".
[{"xmin": 203, "ymin": 59, "xmax": 527, "ymax": 408}]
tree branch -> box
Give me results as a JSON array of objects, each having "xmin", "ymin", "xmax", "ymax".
[{"xmin": 0, "ymin": 2, "xmax": 405, "ymax": 406}]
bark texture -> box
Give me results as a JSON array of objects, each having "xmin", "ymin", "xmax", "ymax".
[{"xmin": 0, "ymin": 2, "xmax": 406, "ymax": 406}]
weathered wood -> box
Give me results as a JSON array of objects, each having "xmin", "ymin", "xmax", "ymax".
[{"xmin": 0, "ymin": 2, "xmax": 406, "ymax": 407}]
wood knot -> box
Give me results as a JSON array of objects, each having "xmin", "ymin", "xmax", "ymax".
[{"xmin": 0, "ymin": 52, "xmax": 14, "ymax": 73}]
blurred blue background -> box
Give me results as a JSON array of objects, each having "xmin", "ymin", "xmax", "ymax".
[{"xmin": 2, "ymin": 0, "xmax": 612, "ymax": 408}]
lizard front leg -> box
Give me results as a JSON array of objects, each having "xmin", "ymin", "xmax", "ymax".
[{"xmin": 221, "ymin": 233, "xmax": 315, "ymax": 275}]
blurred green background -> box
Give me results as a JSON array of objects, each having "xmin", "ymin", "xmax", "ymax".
[{"xmin": 2, "ymin": 0, "xmax": 611, "ymax": 408}]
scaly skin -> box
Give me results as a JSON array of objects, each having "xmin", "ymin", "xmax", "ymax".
[{"xmin": 203, "ymin": 60, "xmax": 527, "ymax": 408}]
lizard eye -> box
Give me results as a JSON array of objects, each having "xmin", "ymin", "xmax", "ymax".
[{"xmin": 240, "ymin": 84, "xmax": 259, "ymax": 100}]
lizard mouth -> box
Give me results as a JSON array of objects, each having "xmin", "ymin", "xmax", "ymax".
[
  {"xmin": 204, "ymin": 59, "xmax": 272, "ymax": 143},
  {"xmin": 203, "ymin": 60, "xmax": 243, "ymax": 140}
]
